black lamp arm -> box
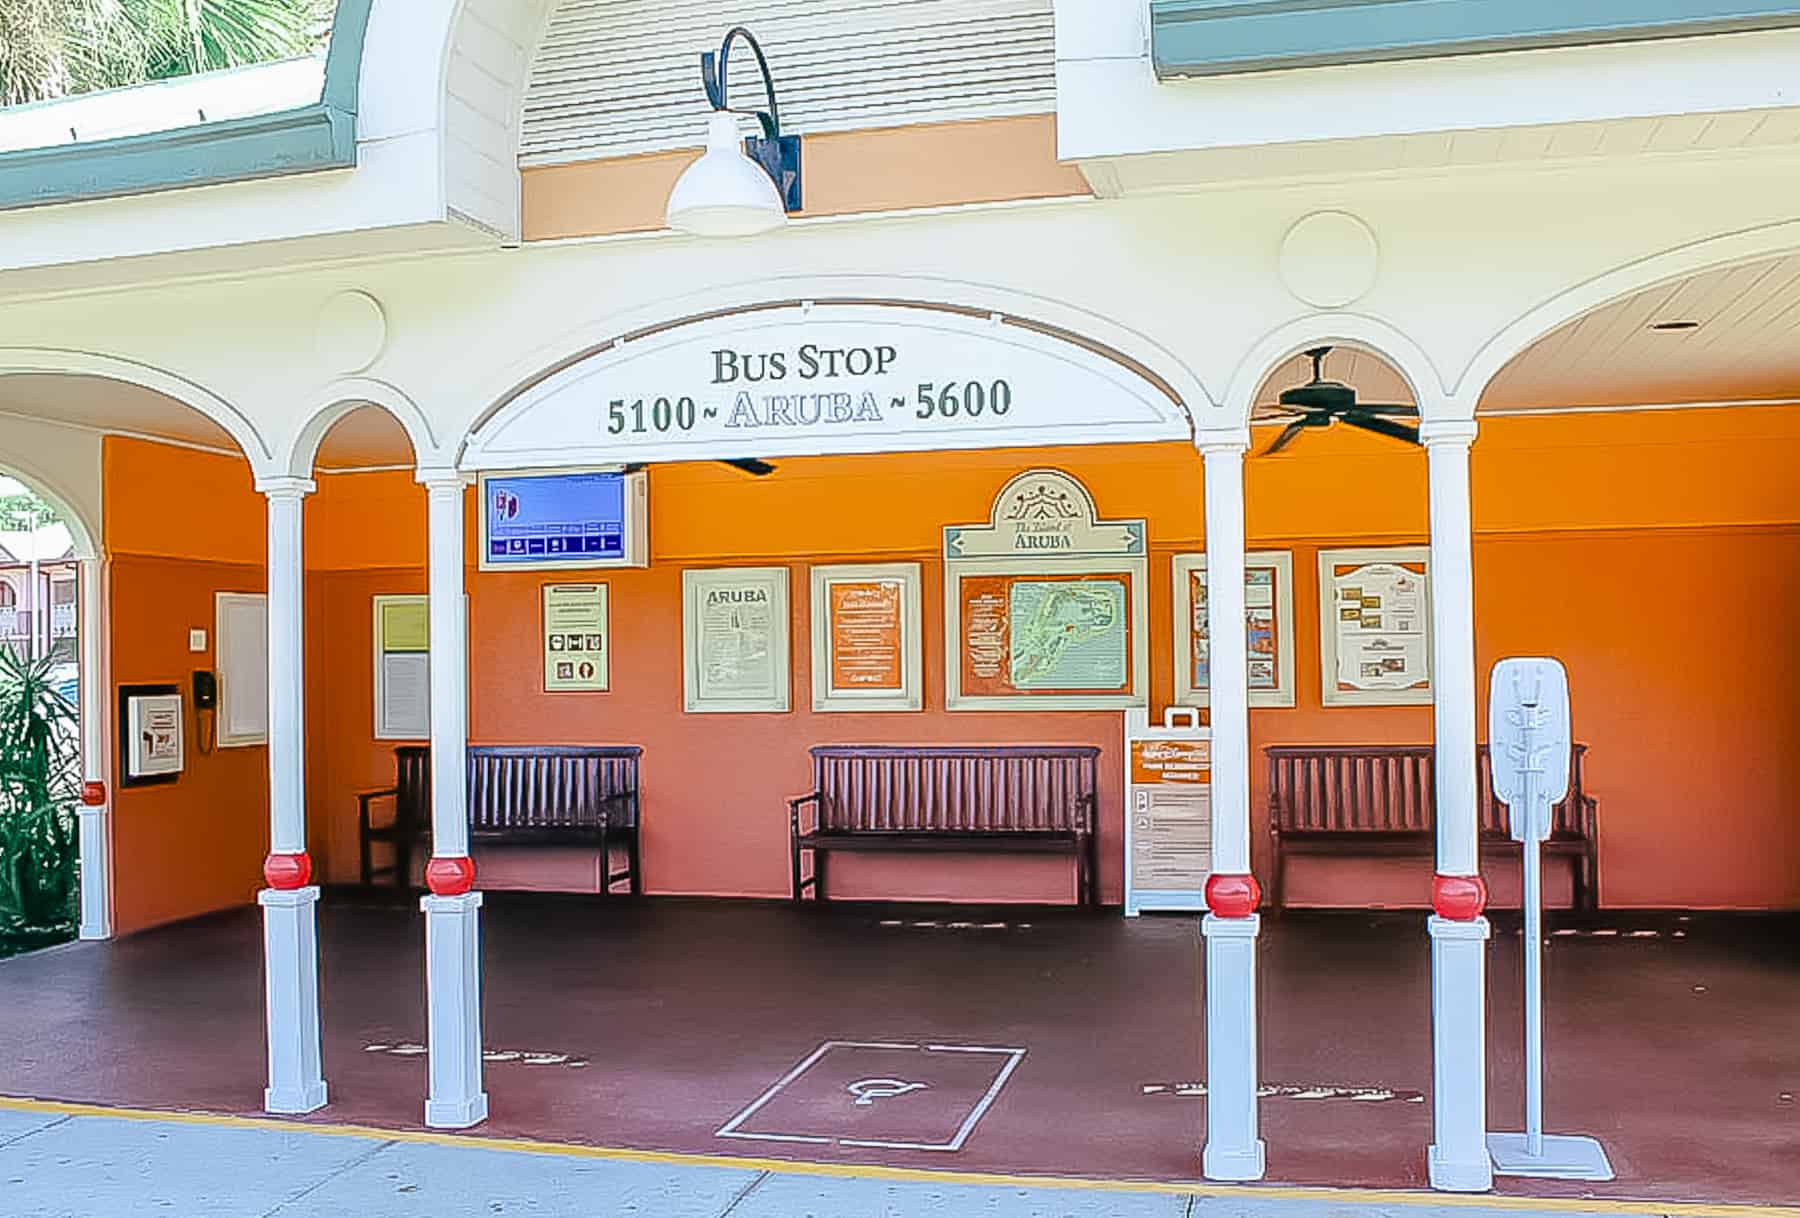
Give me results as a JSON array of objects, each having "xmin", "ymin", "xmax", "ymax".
[{"xmin": 701, "ymin": 26, "xmax": 782, "ymax": 143}]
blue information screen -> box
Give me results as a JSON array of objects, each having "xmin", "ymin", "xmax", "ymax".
[{"xmin": 483, "ymin": 471, "xmax": 628, "ymax": 565}]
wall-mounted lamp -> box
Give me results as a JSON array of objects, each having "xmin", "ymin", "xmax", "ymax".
[{"xmin": 665, "ymin": 27, "xmax": 802, "ymax": 238}]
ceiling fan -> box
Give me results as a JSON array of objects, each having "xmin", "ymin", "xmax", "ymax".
[
  {"xmin": 625, "ymin": 458, "xmax": 775, "ymax": 477},
  {"xmin": 1262, "ymin": 346, "xmax": 1420, "ymax": 454}
]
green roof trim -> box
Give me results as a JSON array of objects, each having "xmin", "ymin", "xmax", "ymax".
[
  {"xmin": 1151, "ymin": 0, "xmax": 1800, "ymax": 79},
  {"xmin": 0, "ymin": 0, "xmax": 373, "ymax": 210}
]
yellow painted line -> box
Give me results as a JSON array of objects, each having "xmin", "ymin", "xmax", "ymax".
[{"xmin": 2, "ymin": 1094, "xmax": 1796, "ymax": 1217}]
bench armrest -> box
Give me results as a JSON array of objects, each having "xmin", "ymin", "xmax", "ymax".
[
  {"xmin": 788, "ymin": 791, "xmax": 820, "ymax": 837},
  {"xmin": 357, "ymin": 787, "xmax": 399, "ymax": 831},
  {"xmin": 1579, "ymin": 793, "xmax": 1599, "ymax": 842}
]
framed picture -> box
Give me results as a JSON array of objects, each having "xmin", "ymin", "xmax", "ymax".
[
  {"xmin": 810, "ymin": 563, "xmax": 922, "ymax": 712},
  {"xmin": 682, "ymin": 566, "xmax": 791, "ymax": 713},
  {"xmin": 1317, "ymin": 546, "xmax": 1432, "ymax": 706},
  {"xmin": 118, "ymin": 683, "xmax": 183, "ymax": 788},
  {"xmin": 372, "ymin": 595, "xmax": 431, "ymax": 739},
  {"xmin": 1172, "ymin": 551, "xmax": 1295, "ymax": 708},
  {"xmin": 542, "ymin": 583, "xmax": 609, "ymax": 693}
]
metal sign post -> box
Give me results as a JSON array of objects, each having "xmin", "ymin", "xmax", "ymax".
[{"xmin": 1485, "ymin": 657, "xmax": 1614, "ymax": 1181}]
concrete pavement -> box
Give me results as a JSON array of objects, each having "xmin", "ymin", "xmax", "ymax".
[{"xmin": 3, "ymin": 1101, "xmax": 1795, "ymax": 1218}]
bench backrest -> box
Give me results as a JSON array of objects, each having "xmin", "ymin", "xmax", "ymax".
[
  {"xmin": 811, "ymin": 745, "xmax": 1099, "ymax": 834},
  {"xmin": 1265, "ymin": 743, "xmax": 1587, "ymax": 836},
  {"xmin": 392, "ymin": 745, "xmax": 642, "ymax": 830}
]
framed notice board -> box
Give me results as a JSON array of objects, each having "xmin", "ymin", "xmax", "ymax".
[
  {"xmin": 810, "ymin": 563, "xmax": 922, "ymax": 712},
  {"xmin": 1172, "ymin": 551, "xmax": 1296, "ymax": 708},
  {"xmin": 943, "ymin": 469, "xmax": 1148, "ymax": 711},
  {"xmin": 1317, "ymin": 546, "xmax": 1432, "ymax": 706}
]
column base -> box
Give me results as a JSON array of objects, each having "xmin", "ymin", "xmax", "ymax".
[
  {"xmin": 265, "ymin": 1080, "xmax": 329, "ymax": 1115},
  {"xmin": 1202, "ymin": 1139, "xmax": 1267, "ymax": 1181},
  {"xmin": 423, "ymin": 891, "xmax": 487, "ymax": 1131},
  {"xmin": 1429, "ymin": 1142, "xmax": 1496, "ymax": 1192},
  {"xmin": 425, "ymin": 1091, "xmax": 490, "ymax": 1130},
  {"xmin": 260, "ymin": 885, "xmax": 327, "ymax": 1119},
  {"xmin": 1201, "ymin": 913, "xmax": 1265, "ymax": 1182},
  {"xmin": 76, "ymin": 805, "xmax": 111, "ymax": 941},
  {"xmin": 1428, "ymin": 913, "xmax": 1493, "ymax": 1193}
]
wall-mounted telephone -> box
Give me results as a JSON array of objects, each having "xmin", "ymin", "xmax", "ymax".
[{"xmin": 192, "ymin": 670, "xmax": 217, "ymax": 754}]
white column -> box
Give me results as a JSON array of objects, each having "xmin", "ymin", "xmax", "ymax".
[
  {"xmin": 1421, "ymin": 418, "xmax": 1493, "ymax": 1192},
  {"xmin": 418, "ymin": 468, "xmax": 487, "ymax": 1129},
  {"xmin": 254, "ymin": 475, "xmax": 327, "ymax": 1115},
  {"xmin": 76, "ymin": 557, "xmax": 111, "ymax": 941},
  {"xmin": 1196, "ymin": 431, "xmax": 1265, "ymax": 1182}
]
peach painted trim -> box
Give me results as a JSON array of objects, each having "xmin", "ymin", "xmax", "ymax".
[{"xmin": 521, "ymin": 115, "xmax": 1090, "ymax": 242}]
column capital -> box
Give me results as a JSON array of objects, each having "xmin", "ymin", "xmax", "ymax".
[
  {"xmin": 417, "ymin": 467, "xmax": 473, "ymax": 491},
  {"xmin": 255, "ymin": 475, "xmax": 316, "ymax": 500},
  {"xmin": 1194, "ymin": 427, "xmax": 1252, "ymax": 456},
  {"xmin": 1418, "ymin": 418, "xmax": 1479, "ymax": 448}
]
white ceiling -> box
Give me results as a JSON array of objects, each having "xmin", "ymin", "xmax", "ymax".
[{"xmin": 0, "ymin": 379, "xmax": 416, "ymax": 469}]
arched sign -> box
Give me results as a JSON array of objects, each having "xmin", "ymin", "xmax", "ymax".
[{"xmin": 462, "ymin": 302, "xmax": 1192, "ymax": 469}]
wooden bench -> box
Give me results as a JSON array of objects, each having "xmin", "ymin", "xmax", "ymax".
[
  {"xmin": 788, "ymin": 744, "xmax": 1101, "ymax": 906},
  {"xmin": 1265, "ymin": 743, "xmax": 1598, "ymax": 912},
  {"xmin": 358, "ymin": 744, "xmax": 642, "ymax": 894}
]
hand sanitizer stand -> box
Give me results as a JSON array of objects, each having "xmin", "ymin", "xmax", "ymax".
[
  {"xmin": 1123, "ymin": 707, "xmax": 1211, "ymax": 916},
  {"xmin": 1485, "ymin": 657, "xmax": 1614, "ymax": 1181}
]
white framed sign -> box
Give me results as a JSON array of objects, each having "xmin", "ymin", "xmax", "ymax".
[
  {"xmin": 463, "ymin": 302, "xmax": 1191, "ymax": 471},
  {"xmin": 213, "ymin": 592, "xmax": 269, "ymax": 747},
  {"xmin": 1172, "ymin": 551, "xmax": 1296, "ymax": 709},
  {"xmin": 543, "ymin": 583, "xmax": 609, "ymax": 693},
  {"xmin": 809, "ymin": 563, "xmax": 922, "ymax": 712},
  {"xmin": 373, "ymin": 595, "xmax": 430, "ymax": 739},
  {"xmin": 1318, "ymin": 546, "xmax": 1433, "ymax": 706},
  {"xmin": 683, "ymin": 566, "xmax": 791, "ymax": 713},
  {"xmin": 944, "ymin": 469, "xmax": 1148, "ymax": 711},
  {"xmin": 121, "ymin": 687, "xmax": 184, "ymax": 785}
]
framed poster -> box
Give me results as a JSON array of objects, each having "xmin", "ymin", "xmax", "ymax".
[
  {"xmin": 373, "ymin": 595, "xmax": 430, "ymax": 739},
  {"xmin": 810, "ymin": 563, "xmax": 921, "ymax": 712},
  {"xmin": 118, "ymin": 683, "xmax": 183, "ymax": 787},
  {"xmin": 1172, "ymin": 551, "xmax": 1296, "ymax": 709},
  {"xmin": 543, "ymin": 583, "xmax": 609, "ymax": 693},
  {"xmin": 213, "ymin": 592, "xmax": 269, "ymax": 747},
  {"xmin": 1317, "ymin": 546, "xmax": 1432, "ymax": 706},
  {"xmin": 944, "ymin": 469, "xmax": 1148, "ymax": 711},
  {"xmin": 683, "ymin": 567, "xmax": 790, "ymax": 713}
]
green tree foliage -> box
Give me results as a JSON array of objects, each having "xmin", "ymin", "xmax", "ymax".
[
  {"xmin": 0, "ymin": 490, "xmax": 59, "ymax": 531},
  {"xmin": 1, "ymin": 0, "xmax": 334, "ymax": 106},
  {"xmin": 0, "ymin": 646, "xmax": 80, "ymax": 941}
]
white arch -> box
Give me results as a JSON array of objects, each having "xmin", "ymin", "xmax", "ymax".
[
  {"xmin": 0, "ymin": 349, "xmax": 274, "ymax": 474},
  {"xmin": 1221, "ymin": 312, "xmax": 1451, "ymax": 430},
  {"xmin": 0, "ymin": 453, "xmax": 99, "ymax": 560},
  {"xmin": 281, "ymin": 377, "xmax": 439, "ymax": 476},
  {"xmin": 1455, "ymin": 217, "xmax": 1800, "ymax": 408},
  {"xmin": 450, "ymin": 274, "xmax": 1218, "ymax": 458}
]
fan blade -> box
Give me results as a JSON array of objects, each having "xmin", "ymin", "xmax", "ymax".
[
  {"xmin": 721, "ymin": 457, "xmax": 776, "ymax": 476},
  {"xmin": 1263, "ymin": 418, "xmax": 1312, "ymax": 455},
  {"xmin": 1356, "ymin": 402, "xmax": 1420, "ymax": 417},
  {"xmin": 1341, "ymin": 412, "xmax": 1422, "ymax": 445}
]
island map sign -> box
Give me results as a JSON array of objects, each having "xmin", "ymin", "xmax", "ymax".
[
  {"xmin": 944, "ymin": 469, "xmax": 1149, "ymax": 711},
  {"xmin": 464, "ymin": 303, "xmax": 1192, "ymax": 469}
]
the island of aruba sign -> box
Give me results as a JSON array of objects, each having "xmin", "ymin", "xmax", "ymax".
[{"xmin": 462, "ymin": 301, "xmax": 1193, "ymax": 469}]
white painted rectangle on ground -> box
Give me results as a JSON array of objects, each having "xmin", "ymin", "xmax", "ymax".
[{"xmin": 717, "ymin": 1040, "xmax": 1025, "ymax": 1152}]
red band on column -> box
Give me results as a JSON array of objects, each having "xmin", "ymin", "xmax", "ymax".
[
  {"xmin": 1431, "ymin": 873, "xmax": 1488, "ymax": 920},
  {"xmin": 1205, "ymin": 873, "xmax": 1261, "ymax": 918},
  {"xmin": 80, "ymin": 781, "xmax": 107, "ymax": 806},
  {"xmin": 263, "ymin": 852, "xmax": 312, "ymax": 890},
  {"xmin": 425, "ymin": 855, "xmax": 476, "ymax": 896}
]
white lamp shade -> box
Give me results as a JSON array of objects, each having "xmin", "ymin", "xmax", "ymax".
[{"xmin": 666, "ymin": 111, "xmax": 787, "ymax": 237}]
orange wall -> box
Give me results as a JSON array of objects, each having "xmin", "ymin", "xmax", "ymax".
[
  {"xmin": 293, "ymin": 408, "xmax": 1800, "ymax": 909},
  {"xmin": 104, "ymin": 439, "xmax": 271, "ymax": 934},
  {"xmin": 105, "ymin": 404, "xmax": 1800, "ymax": 924}
]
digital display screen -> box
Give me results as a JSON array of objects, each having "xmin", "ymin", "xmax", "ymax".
[{"xmin": 483, "ymin": 471, "xmax": 628, "ymax": 565}]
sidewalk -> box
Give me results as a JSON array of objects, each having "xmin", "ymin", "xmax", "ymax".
[{"xmin": 0, "ymin": 1101, "xmax": 1788, "ymax": 1218}]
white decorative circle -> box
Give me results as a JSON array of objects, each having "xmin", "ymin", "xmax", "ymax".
[
  {"xmin": 315, "ymin": 290, "xmax": 387, "ymax": 374},
  {"xmin": 1279, "ymin": 212, "xmax": 1380, "ymax": 309}
]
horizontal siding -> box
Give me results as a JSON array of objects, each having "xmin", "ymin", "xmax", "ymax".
[{"xmin": 520, "ymin": 0, "xmax": 1055, "ymax": 167}]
